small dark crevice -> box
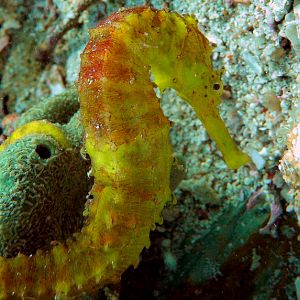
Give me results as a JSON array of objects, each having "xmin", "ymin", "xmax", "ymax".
[
  {"xmin": 35, "ymin": 144, "xmax": 51, "ymax": 159},
  {"xmin": 2, "ymin": 95, "xmax": 9, "ymax": 116},
  {"xmin": 247, "ymin": 26, "xmax": 254, "ymax": 33},
  {"xmin": 280, "ymin": 38, "xmax": 291, "ymax": 52}
]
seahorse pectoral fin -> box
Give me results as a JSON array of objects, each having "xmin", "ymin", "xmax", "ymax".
[{"xmin": 194, "ymin": 105, "xmax": 250, "ymax": 169}]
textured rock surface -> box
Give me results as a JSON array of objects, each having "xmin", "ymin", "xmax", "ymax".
[{"xmin": 0, "ymin": 135, "xmax": 90, "ymax": 258}]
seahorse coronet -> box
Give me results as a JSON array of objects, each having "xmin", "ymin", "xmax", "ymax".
[{"xmin": 0, "ymin": 7, "xmax": 249, "ymax": 298}]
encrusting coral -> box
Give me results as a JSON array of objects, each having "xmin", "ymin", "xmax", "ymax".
[
  {"xmin": 0, "ymin": 7, "xmax": 249, "ymax": 299},
  {"xmin": 0, "ymin": 134, "xmax": 90, "ymax": 258}
]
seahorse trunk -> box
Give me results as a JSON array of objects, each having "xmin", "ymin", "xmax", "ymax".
[{"xmin": 79, "ymin": 9, "xmax": 175, "ymax": 281}]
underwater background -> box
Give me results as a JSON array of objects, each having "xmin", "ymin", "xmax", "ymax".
[{"xmin": 0, "ymin": 0, "xmax": 299, "ymax": 299}]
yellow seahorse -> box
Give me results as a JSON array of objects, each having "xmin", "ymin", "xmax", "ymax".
[{"xmin": 0, "ymin": 7, "xmax": 249, "ymax": 298}]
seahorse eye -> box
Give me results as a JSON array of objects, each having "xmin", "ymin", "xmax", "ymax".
[
  {"xmin": 35, "ymin": 144, "xmax": 51, "ymax": 159},
  {"xmin": 213, "ymin": 83, "xmax": 220, "ymax": 91}
]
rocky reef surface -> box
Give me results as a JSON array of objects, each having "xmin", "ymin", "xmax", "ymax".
[{"xmin": 0, "ymin": 0, "xmax": 299, "ymax": 299}]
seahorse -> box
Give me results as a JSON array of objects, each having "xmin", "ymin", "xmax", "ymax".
[{"xmin": 0, "ymin": 7, "xmax": 249, "ymax": 298}]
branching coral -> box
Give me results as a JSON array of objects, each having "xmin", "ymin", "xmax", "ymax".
[
  {"xmin": 0, "ymin": 7, "xmax": 249, "ymax": 299},
  {"xmin": 36, "ymin": 0, "xmax": 105, "ymax": 64}
]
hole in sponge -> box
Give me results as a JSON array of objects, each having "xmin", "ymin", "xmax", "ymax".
[{"xmin": 35, "ymin": 144, "xmax": 51, "ymax": 159}]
